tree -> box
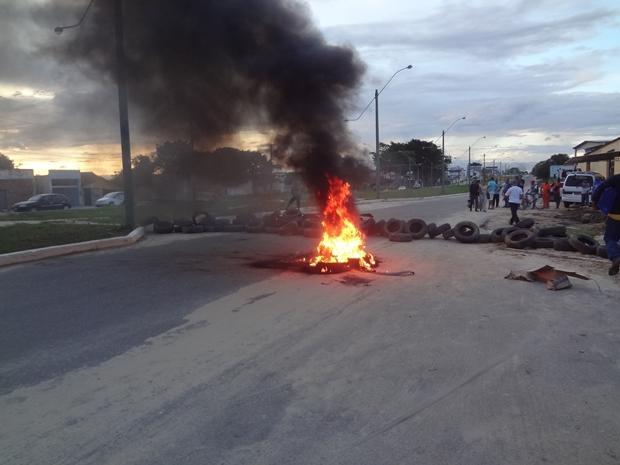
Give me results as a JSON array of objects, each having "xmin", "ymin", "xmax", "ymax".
[
  {"xmin": 506, "ymin": 167, "xmax": 521, "ymax": 175},
  {"xmin": 531, "ymin": 153, "xmax": 569, "ymax": 179},
  {"xmin": 380, "ymin": 139, "xmax": 444, "ymax": 185},
  {"xmin": 0, "ymin": 153, "xmax": 15, "ymax": 170}
]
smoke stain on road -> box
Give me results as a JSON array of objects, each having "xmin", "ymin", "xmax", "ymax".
[
  {"xmin": 337, "ymin": 275, "xmax": 373, "ymax": 287},
  {"xmin": 232, "ymin": 292, "xmax": 277, "ymax": 312}
]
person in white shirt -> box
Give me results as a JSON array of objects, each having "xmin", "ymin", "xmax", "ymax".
[{"xmin": 505, "ymin": 181, "xmax": 524, "ymax": 225}]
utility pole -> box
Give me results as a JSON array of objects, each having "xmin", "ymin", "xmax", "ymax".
[
  {"xmin": 468, "ymin": 146, "xmax": 471, "ymax": 184},
  {"xmin": 114, "ymin": 0, "xmax": 134, "ymax": 227},
  {"xmin": 441, "ymin": 130, "xmax": 445, "ymax": 193},
  {"xmin": 374, "ymin": 89, "xmax": 380, "ymax": 199}
]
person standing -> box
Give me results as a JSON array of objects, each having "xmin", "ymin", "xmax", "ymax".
[
  {"xmin": 553, "ymin": 178, "xmax": 562, "ymax": 208},
  {"xmin": 505, "ymin": 181, "xmax": 524, "ymax": 225},
  {"xmin": 581, "ymin": 179, "xmax": 591, "ymax": 206},
  {"xmin": 469, "ymin": 179, "xmax": 481, "ymax": 211},
  {"xmin": 479, "ymin": 182, "xmax": 487, "ymax": 212},
  {"xmin": 592, "ymin": 174, "xmax": 620, "ymax": 275},
  {"xmin": 286, "ymin": 179, "xmax": 302, "ymax": 210},
  {"xmin": 502, "ymin": 179, "xmax": 511, "ymax": 207},
  {"xmin": 487, "ymin": 177, "xmax": 498, "ymax": 210},
  {"xmin": 541, "ymin": 180, "xmax": 551, "ymax": 209}
]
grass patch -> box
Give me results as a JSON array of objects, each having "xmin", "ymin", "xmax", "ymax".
[
  {"xmin": 0, "ymin": 223, "xmax": 131, "ymax": 254},
  {"xmin": 0, "ymin": 207, "xmax": 123, "ymax": 224},
  {"xmin": 355, "ymin": 184, "xmax": 468, "ymax": 200}
]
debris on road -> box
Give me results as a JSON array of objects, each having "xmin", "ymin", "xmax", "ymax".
[{"xmin": 505, "ymin": 265, "xmax": 590, "ymax": 290}]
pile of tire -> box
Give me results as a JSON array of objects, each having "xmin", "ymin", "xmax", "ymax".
[{"xmin": 444, "ymin": 217, "xmax": 606, "ymax": 258}]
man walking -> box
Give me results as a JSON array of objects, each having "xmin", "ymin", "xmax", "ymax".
[
  {"xmin": 505, "ymin": 181, "xmax": 523, "ymax": 225},
  {"xmin": 592, "ymin": 174, "xmax": 620, "ymax": 276}
]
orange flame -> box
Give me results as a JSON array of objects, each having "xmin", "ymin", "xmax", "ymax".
[{"xmin": 308, "ymin": 176, "xmax": 376, "ymax": 272}]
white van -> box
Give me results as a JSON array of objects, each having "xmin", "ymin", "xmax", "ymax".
[{"xmin": 561, "ymin": 172, "xmax": 603, "ymax": 207}]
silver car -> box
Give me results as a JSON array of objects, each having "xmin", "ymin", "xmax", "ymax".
[{"xmin": 95, "ymin": 191, "xmax": 124, "ymax": 207}]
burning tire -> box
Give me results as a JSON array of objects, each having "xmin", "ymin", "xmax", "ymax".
[
  {"xmin": 384, "ymin": 218, "xmax": 405, "ymax": 235},
  {"xmin": 453, "ymin": 221, "xmax": 480, "ymax": 243},
  {"xmin": 568, "ymin": 234, "xmax": 598, "ymax": 255},
  {"xmin": 538, "ymin": 226, "xmax": 567, "ymax": 238},
  {"xmin": 597, "ymin": 245, "xmax": 609, "ymax": 259},
  {"xmin": 389, "ymin": 232, "xmax": 413, "ymax": 242},
  {"xmin": 504, "ymin": 229, "xmax": 536, "ymax": 249},
  {"xmin": 405, "ymin": 219, "xmax": 428, "ymax": 239},
  {"xmin": 516, "ymin": 218, "xmax": 535, "ymax": 229},
  {"xmin": 442, "ymin": 228, "xmax": 454, "ymax": 240},
  {"xmin": 490, "ymin": 228, "xmax": 507, "ymax": 243},
  {"xmin": 533, "ymin": 237, "xmax": 554, "ymax": 249},
  {"xmin": 153, "ymin": 220, "xmax": 174, "ymax": 234},
  {"xmin": 553, "ymin": 237, "xmax": 576, "ymax": 252},
  {"xmin": 426, "ymin": 223, "xmax": 437, "ymax": 238}
]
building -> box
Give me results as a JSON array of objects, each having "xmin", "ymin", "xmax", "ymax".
[
  {"xmin": 567, "ymin": 137, "xmax": 620, "ymax": 178},
  {"xmin": 0, "ymin": 169, "xmax": 35, "ymax": 210},
  {"xmin": 35, "ymin": 170, "xmax": 82, "ymax": 206},
  {"xmin": 81, "ymin": 172, "xmax": 118, "ymax": 206}
]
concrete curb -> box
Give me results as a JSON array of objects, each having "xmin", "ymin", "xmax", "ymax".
[{"xmin": 0, "ymin": 226, "xmax": 146, "ymax": 268}]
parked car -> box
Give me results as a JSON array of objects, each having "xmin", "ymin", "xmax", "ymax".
[
  {"xmin": 95, "ymin": 191, "xmax": 124, "ymax": 207},
  {"xmin": 12, "ymin": 194, "xmax": 71, "ymax": 212},
  {"xmin": 561, "ymin": 172, "xmax": 603, "ymax": 207}
]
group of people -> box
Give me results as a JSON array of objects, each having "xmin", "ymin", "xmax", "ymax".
[
  {"xmin": 469, "ymin": 177, "xmax": 564, "ymax": 213},
  {"xmin": 468, "ymin": 174, "xmax": 620, "ymax": 277}
]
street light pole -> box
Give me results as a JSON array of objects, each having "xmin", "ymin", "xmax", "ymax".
[
  {"xmin": 345, "ymin": 65, "xmax": 413, "ymax": 199},
  {"xmin": 113, "ymin": 0, "xmax": 135, "ymax": 227},
  {"xmin": 467, "ymin": 135, "xmax": 486, "ymax": 184},
  {"xmin": 440, "ymin": 116, "xmax": 465, "ymax": 193},
  {"xmin": 375, "ymin": 89, "xmax": 380, "ymax": 198}
]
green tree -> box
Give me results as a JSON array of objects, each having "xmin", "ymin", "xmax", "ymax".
[
  {"xmin": 0, "ymin": 153, "xmax": 15, "ymax": 170},
  {"xmin": 380, "ymin": 139, "xmax": 444, "ymax": 185},
  {"xmin": 531, "ymin": 153, "xmax": 569, "ymax": 179}
]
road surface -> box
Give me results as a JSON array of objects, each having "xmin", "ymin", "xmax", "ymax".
[{"xmin": 2, "ymin": 194, "xmax": 620, "ymax": 465}]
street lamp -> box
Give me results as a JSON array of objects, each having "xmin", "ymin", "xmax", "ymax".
[
  {"xmin": 345, "ymin": 64, "xmax": 413, "ymax": 198},
  {"xmin": 467, "ymin": 136, "xmax": 486, "ymax": 184},
  {"xmin": 55, "ymin": 0, "xmax": 135, "ymax": 228},
  {"xmin": 441, "ymin": 116, "xmax": 465, "ymax": 193}
]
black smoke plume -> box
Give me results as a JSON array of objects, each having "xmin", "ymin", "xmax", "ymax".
[{"xmin": 49, "ymin": 0, "xmax": 367, "ymax": 206}]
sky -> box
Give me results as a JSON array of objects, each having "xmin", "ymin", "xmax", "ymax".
[{"xmin": 0, "ymin": 0, "xmax": 619, "ymax": 174}]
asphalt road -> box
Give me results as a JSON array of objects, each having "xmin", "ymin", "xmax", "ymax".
[{"xmin": 2, "ymin": 194, "xmax": 620, "ymax": 465}]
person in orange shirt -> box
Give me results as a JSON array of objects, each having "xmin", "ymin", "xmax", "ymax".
[{"xmin": 541, "ymin": 179, "xmax": 551, "ymax": 209}]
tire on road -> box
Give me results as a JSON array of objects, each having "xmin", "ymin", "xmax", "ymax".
[
  {"xmin": 538, "ymin": 226, "xmax": 567, "ymax": 237},
  {"xmin": 453, "ymin": 221, "xmax": 480, "ymax": 243},
  {"xmin": 533, "ymin": 237, "xmax": 555, "ymax": 249},
  {"xmin": 435, "ymin": 223, "xmax": 451, "ymax": 236},
  {"xmin": 373, "ymin": 220, "xmax": 387, "ymax": 236},
  {"xmin": 405, "ymin": 219, "xmax": 428, "ymax": 240},
  {"xmin": 384, "ymin": 218, "xmax": 405, "ymax": 235},
  {"xmin": 174, "ymin": 217, "xmax": 193, "ymax": 227},
  {"xmin": 553, "ymin": 237, "xmax": 576, "ymax": 252},
  {"xmin": 490, "ymin": 228, "xmax": 507, "ymax": 243},
  {"xmin": 501, "ymin": 226, "xmax": 520, "ymax": 241},
  {"xmin": 426, "ymin": 223, "xmax": 438, "ymax": 238},
  {"xmin": 505, "ymin": 229, "xmax": 536, "ymax": 249},
  {"xmin": 568, "ymin": 234, "xmax": 598, "ymax": 255},
  {"xmin": 478, "ymin": 233, "xmax": 492, "ymax": 243},
  {"xmin": 389, "ymin": 232, "xmax": 413, "ymax": 242},
  {"xmin": 182, "ymin": 224, "xmax": 205, "ymax": 233},
  {"xmin": 153, "ymin": 220, "xmax": 174, "ymax": 234},
  {"xmin": 442, "ymin": 228, "xmax": 454, "ymax": 240},
  {"xmin": 515, "ymin": 218, "xmax": 535, "ymax": 229}
]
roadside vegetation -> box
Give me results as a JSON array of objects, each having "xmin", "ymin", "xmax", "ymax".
[
  {"xmin": 0, "ymin": 206, "xmax": 123, "ymax": 224},
  {"xmin": 0, "ymin": 223, "xmax": 131, "ymax": 254}
]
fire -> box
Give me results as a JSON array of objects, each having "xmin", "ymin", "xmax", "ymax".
[{"xmin": 308, "ymin": 176, "xmax": 377, "ymax": 273}]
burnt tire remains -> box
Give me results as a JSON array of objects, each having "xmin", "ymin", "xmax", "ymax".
[
  {"xmin": 405, "ymin": 219, "xmax": 428, "ymax": 240},
  {"xmin": 533, "ymin": 237, "xmax": 555, "ymax": 249},
  {"xmin": 453, "ymin": 221, "xmax": 480, "ymax": 243},
  {"xmin": 568, "ymin": 234, "xmax": 598, "ymax": 255},
  {"xmin": 384, "ymin": 218, "xmax": 405, "ymax": 235},
  {"xmin": 504, "ymin": 229, "xmax": 536, "ymax": 249}
]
